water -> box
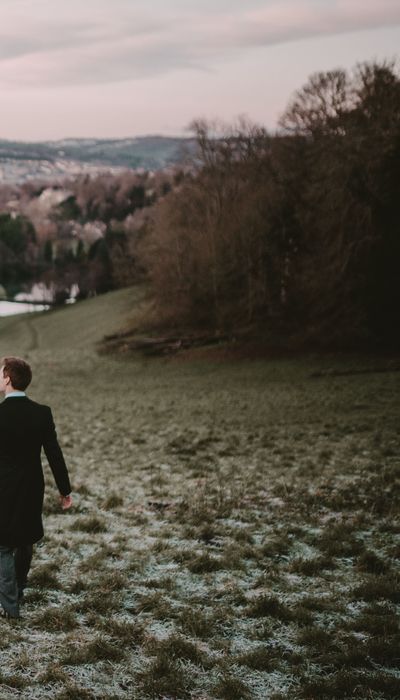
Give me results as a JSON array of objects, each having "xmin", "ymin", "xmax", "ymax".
[
  {"xmin": 0, "ymin": 301, "xmax": 50, "ymax": 316},
  {"xmin": 0, "ymin": 282, "xmax": 79, "ymax": 317}
]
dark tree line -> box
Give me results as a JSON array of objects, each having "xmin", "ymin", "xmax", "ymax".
[
  {"xmin": 138, "ymin": 60, "xmax": 400, "ymax": 347},
  {"xmin": 0, "ymin": 214, "xmax": 37, "ymax": 292}
]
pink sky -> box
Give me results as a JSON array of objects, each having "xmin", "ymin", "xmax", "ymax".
[{"xmin": 0, "ymin": 0, "xmax": 399, "ymax": 140}]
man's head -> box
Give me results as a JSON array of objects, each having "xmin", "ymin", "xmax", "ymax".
[{"xmin": 0, "ymin": 357, "xmax": 32, "ymax": 394}]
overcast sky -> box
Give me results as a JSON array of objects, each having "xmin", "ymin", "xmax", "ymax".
[{"xmin": 1, "ymin": 0, "xmax": 399, "ymax": 141}]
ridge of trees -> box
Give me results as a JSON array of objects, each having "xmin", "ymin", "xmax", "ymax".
[
  {"xmin": 0, "ymin": 58, "xmax": 399, "ymax": 349},
  {"xmin": 136, "ymin": 60, "xmax": 400, "ymax": 348}
]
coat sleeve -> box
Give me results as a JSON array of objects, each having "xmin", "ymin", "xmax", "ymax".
[{"xmin": 42, "ymin": 407, "xmax": 72, "ymax": 497}]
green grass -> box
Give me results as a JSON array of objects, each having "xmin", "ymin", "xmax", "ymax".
[
  {"xmin": 70, "ymin": 516, "xmax": 107, "ymax": 533},
  {"xmin": 31, "ymin": 607, "xmax": 78, "ymax": 632},
  {"xmin": 0, "ymin": 286, "xmax": 399, "ymax": 699},
  {"xmin": 60, "ymin": 635, "xmax": 125, "ymax": 665},
  {"xmin": 213, "ymin": 673, "xmax": 253, "ymax": 699}
]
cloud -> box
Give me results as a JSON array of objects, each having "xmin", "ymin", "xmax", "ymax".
[
  {"xmin": 0, "ymin": 0, "xmax": 399, "ymax": 88},
  {"xmin": 237, "ymin": 0, "xmax": 400, "ymax": 47},
  {"xmin": 0, "ymin": 22, "xmax": 98, "ymax": 62}
]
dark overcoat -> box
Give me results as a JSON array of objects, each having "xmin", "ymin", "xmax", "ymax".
[{"xmin": 0, "ymin": 396, "xmax": 71, "ymax": 546}]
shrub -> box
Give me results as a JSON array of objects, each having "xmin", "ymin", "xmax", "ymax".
[{"xmin": 70, "ymin": 516, "xmax": 107, "ymax": 533}]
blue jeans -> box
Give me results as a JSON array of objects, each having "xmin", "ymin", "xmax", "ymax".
[{"xmin": 0, "ymin": 544, "xmax": 33, "ymax": 618}]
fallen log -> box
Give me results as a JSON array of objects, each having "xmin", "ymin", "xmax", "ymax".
[
  {"xmin": 100, "ymin": 332, "xmax": 231, "ymax": 356},
  {"xmin": 127, "ymin": 333, "xmax": 230, "ymax": 355}
]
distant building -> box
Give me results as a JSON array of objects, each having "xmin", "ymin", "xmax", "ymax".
[{"xmin": 37, "ymin": 188, "xmax": 73, "ymax": 212}]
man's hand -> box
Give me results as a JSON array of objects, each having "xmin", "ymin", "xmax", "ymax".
[{"xmin": 59, "ymin": 494, "xmax": 73, "ymax": 510}]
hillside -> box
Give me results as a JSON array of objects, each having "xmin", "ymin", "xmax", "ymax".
[
  {"xmin": 0, "ymin": 286, "xmax": 141, "ymax": 354},
  {"xmin": 0, "ymin": 290, "xmax": 398, "ymax": 699},
  {"xmin": 0, "ymin": 136, "xmax": 195, "ymax": 183}
]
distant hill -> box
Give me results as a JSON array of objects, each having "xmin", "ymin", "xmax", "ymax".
[{"xmin": 0, "ymin": 136, "xmax": 195, "ymax": 183}]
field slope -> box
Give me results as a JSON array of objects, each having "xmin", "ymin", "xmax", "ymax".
[{"xmin": 0, "ymin": 288, "xmax": 399, "ymax": 699}]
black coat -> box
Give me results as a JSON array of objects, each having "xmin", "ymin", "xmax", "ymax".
[{"xmin": 0, "ymin": 396, "xmax": 71, "ymax": 546}]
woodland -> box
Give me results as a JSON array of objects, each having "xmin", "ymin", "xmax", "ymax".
[{"xmin": 1, "ymin": 59, "xmax": 399, "ymax": 349}]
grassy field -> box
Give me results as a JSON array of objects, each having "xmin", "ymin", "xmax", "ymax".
[{"xmin": 0, "ymin": 287, "xmax": 399, "ymax": 700}]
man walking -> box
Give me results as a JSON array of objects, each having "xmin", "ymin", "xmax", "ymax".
[{"xmin": 0, "ymin": 356, "xmax": 72, "ymax": 619}]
